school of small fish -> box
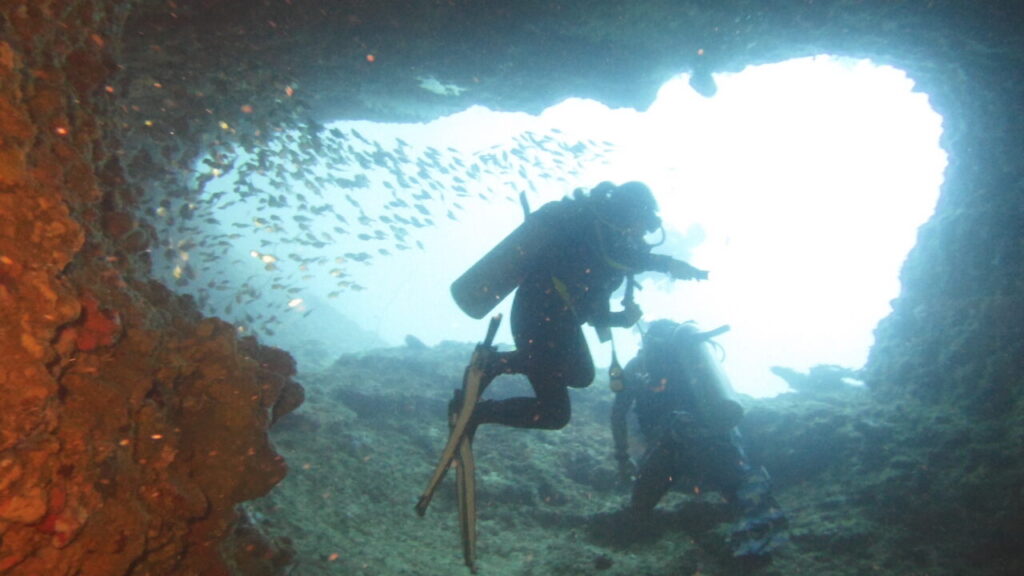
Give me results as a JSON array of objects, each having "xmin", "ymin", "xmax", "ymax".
[{"xmin": 138, "ymin": 119, "xmax": 614, "ymax": 339}]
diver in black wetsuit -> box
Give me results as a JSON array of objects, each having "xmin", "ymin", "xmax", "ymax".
[
  {"xmin": 454, "ymin": 182, "xmax": 707, "ymax": 431},
  {"xmin": 417, "ymin": 183, "xmax": 708, "ymax": 570},
  {"xmin": 610, "ymin": 319, "xmax": 788, "ymax": 558}
]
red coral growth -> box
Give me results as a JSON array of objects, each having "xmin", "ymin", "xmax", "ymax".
[
  {"xmin": 35, "ymin": 485, "xmax": 66, "ymax": 534},
  {"xmin": 35, "ymin": 485, "xmax": 87, "ymax": 549},
  {"xmin": 75, "ymin": 293, "xmax": 122, "ymax": 351}
]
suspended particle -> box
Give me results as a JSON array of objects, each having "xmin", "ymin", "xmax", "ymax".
[{"xmin": 288, "ymin": 298, "xmax": 303, "ymax": 308}]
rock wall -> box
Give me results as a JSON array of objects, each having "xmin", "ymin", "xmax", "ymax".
[{"xmin": 0, "ymin": 2, "xmax": 301, "ymax": 574}]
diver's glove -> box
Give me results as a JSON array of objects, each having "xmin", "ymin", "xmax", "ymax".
[
  {"xmin": 614, "ymin": 450, "xmax": 636, "ymax": 486},
  {"xmin": 610, "ymin": 301, "xmax": 643, "ymax": 328},
  {"xmin": 667, "ymin": 259, "xmax": 708, "ymax": 281}
]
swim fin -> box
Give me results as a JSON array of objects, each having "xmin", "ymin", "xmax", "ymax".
[
  {"xmin": 415, "ymin": 314, "xmax": 501, "ymax": 517},
  {"xmin": 455, "ymin": 399, "xmax": 478, "ymax": 573}
]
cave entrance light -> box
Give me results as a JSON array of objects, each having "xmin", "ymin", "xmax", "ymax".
[
  {"xmin": 182, "ymin": 55, "xmax": 945, "ymax": 397},
  {"xmin": 326, "ymin": 55, "xmax": 947, "ymax": 397}
]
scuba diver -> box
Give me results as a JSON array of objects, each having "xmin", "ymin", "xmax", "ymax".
[
  {"xmin": 416, "ymin": 182, "xmax": 706, "ymax": 572},
  {"xmin": 610, "ymin": 319, "xmax": 789, "ymax": 559},
  {"xmin": 453, "ymin": 181, "xmax": 707, "ymax": 431}
]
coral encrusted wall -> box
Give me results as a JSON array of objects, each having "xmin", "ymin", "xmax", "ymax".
[{"xmin": 1, "ymin": 2, "xmax": 302, "ymax": 574}]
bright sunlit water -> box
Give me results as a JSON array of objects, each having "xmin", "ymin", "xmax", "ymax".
[{"xmin": 196, "ymin": 55, "xmax": 947, "ymax": 397}]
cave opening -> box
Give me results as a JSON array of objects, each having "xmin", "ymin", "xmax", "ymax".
[{"xmin": 146, "ymin": 54, "xmax": 945, "ymax": 397}]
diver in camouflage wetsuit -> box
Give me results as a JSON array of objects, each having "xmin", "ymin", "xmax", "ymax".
[{"xmin": 611, "ymin": 319, "xmax": 789, "ymax": 558}]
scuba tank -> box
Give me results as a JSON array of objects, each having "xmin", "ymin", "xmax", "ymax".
[
  {"xmin": 672, "ymin": 322, "xmax": 744, "ymax": 433},
  {"xmin": 451, "ymin": 197, "xmax": 579, "ymax": 319}
]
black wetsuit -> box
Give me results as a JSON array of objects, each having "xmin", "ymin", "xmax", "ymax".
[{"xmin": 471, "ymin": 197, "xmax": 684, "ymax": 430}]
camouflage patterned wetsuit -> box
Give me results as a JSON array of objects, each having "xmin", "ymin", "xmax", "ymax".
[{"xmin": 611, "ymin": 320, "xmax": 788, "ymax": 557}]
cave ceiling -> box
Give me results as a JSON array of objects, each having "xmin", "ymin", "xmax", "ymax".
[{"xmin": 123, "ymin": 0, "xmax": 1024, "ymax": 126}]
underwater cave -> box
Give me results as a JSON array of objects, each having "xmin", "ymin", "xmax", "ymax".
[{"xmin": 1, "ymin": 1, "xmax": 1022, "ymax": 575}]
